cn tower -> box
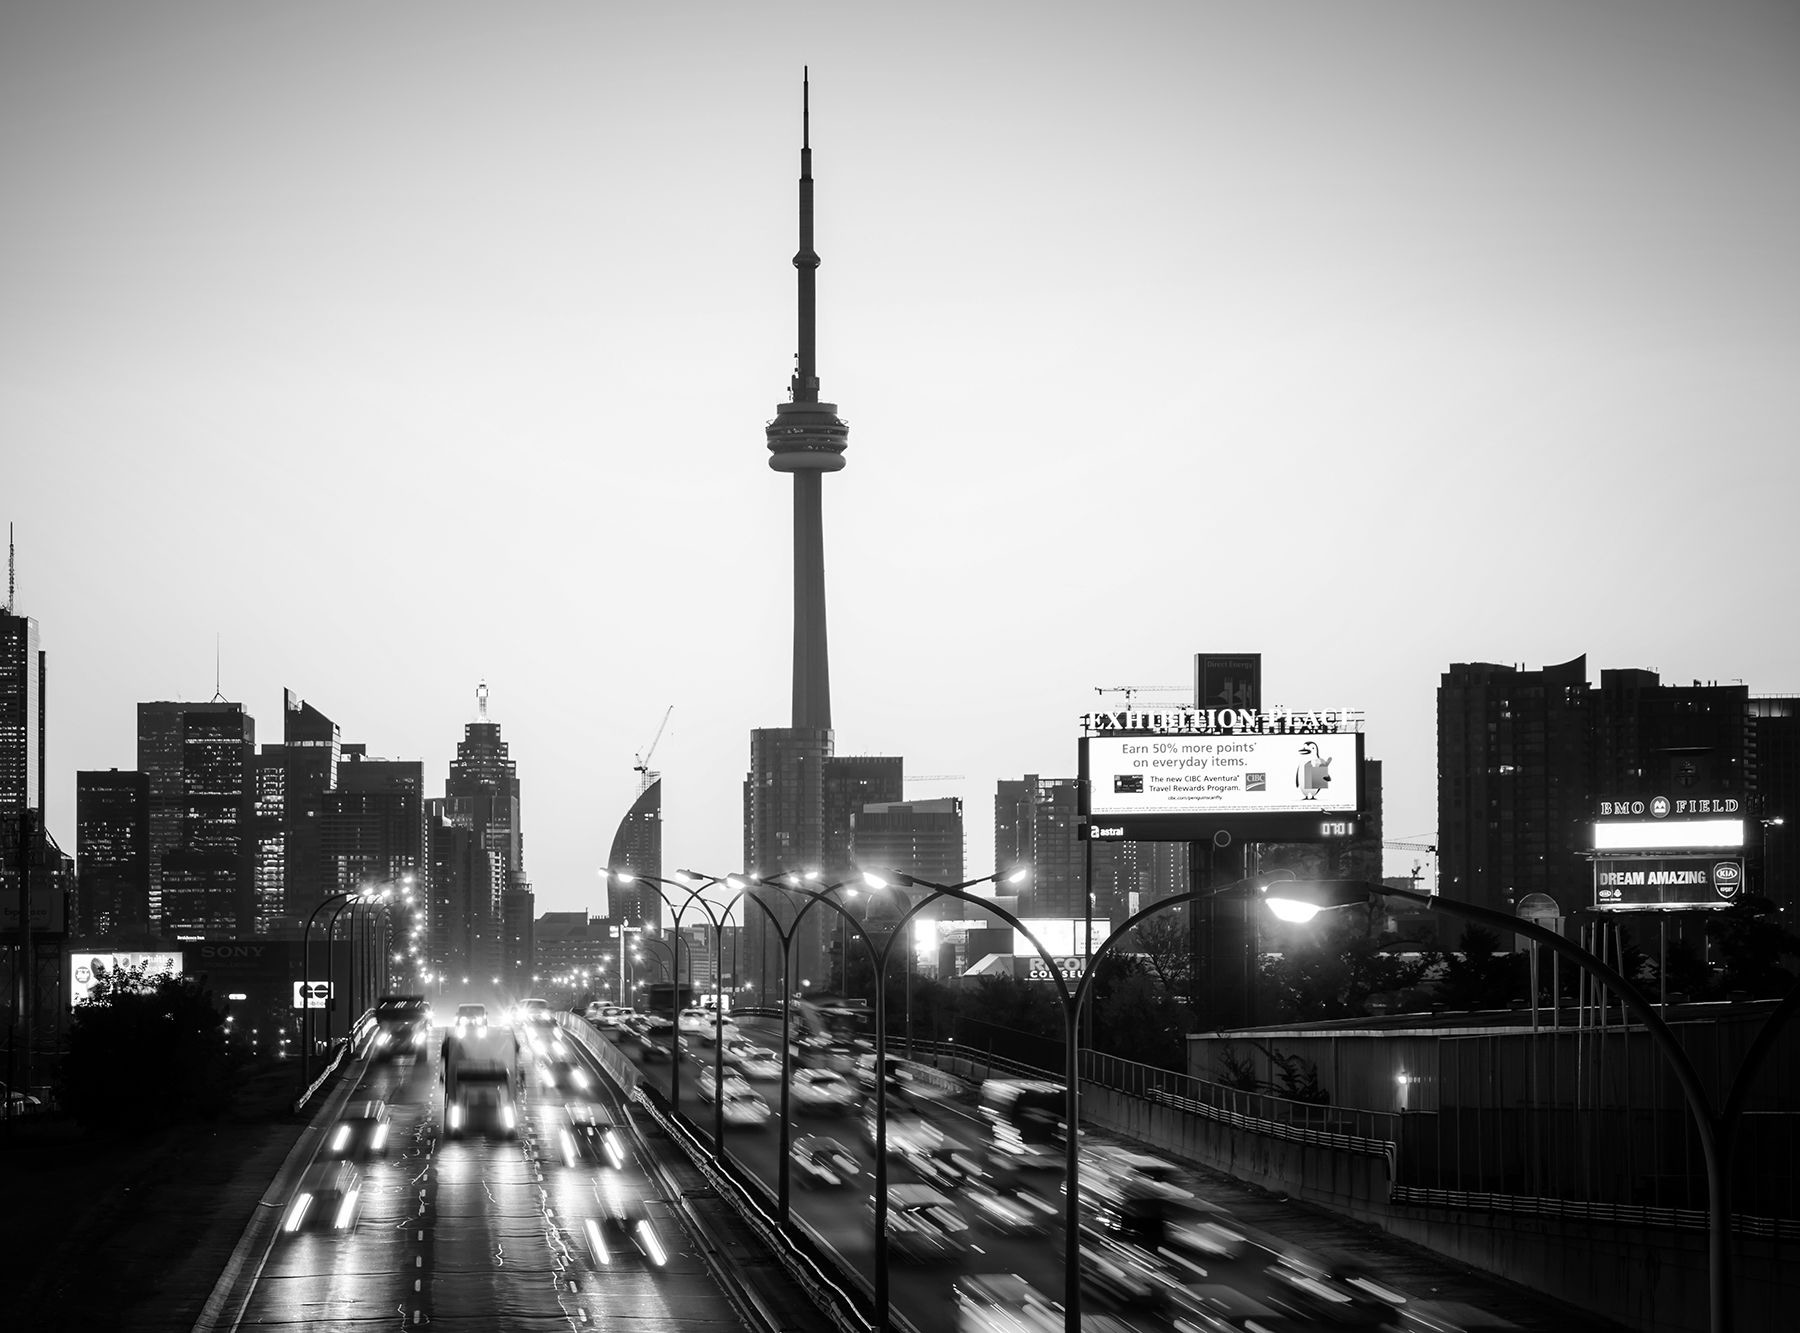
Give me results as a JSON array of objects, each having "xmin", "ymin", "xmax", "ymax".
[{"xmin": 765, "ymin": 69, "xmax": 848, "ymax": 732}]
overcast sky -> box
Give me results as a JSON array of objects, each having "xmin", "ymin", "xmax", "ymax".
[{"xmin": 5, "ymin": 1, "xmax": 1796, "ymax": 920}]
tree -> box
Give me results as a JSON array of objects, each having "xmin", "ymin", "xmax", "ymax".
[
  {"xmin": 62, "ymin": 961, "xmax": 231, "ymax": 1135},
  {"xmin": 1260, "ymin": 907, "xmax": 1433, "ymax": 1021},
  {"xmin": 1432, "ymin": 924, "xmax": 1525, "ymax": 1011},
  {"xmin": 1706, "ymin": 897, "xmax": 1800, "ymax": 997}
]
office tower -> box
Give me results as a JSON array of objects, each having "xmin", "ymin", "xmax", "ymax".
[
  {"xmin": 251, "ymin": 747, "xmax": 286, "ymax": 933},
  {"xmin": 535, "ymin": 911, "xmax": 615, "ymax": 994},
  {"xmin": 1438, "ymin": 657, "xmax": 1594, "ymax": 917},
  {"xmin": 1750, "ymin": 698, "xmax": 1799, "ymax": 913},
  {"xmin": 281, "ymin": 690, "xmax": 341, "ymax": 927},
  {"xmin": 0, "ymin": 607, "xmax": 43, "ymax": 822},
  {"xmin": 427, "ymin": 812, "xmax": 495, "ymax": 984},
  {"xmin": 853, "ymin": 797, "xmax": 965, "ymax": 886},
  {"xmin": 2, "ymin": 601, "xmax": 45, "ymax": 945},
  {"xmin": 159, "ymin": 702, "xmax": 256, "ymax": 938},
  {"xmin": 322, "ymin": 753, "xmax": 423, "ymax": 896},
  {"xmin": 502, "ymin": 886, "xmax": 535, "ymax": 992},
  {"xmin": 434, "ymin": 682, "xmax": 523, "ymax": 985},
  {"xmin": 853, "ymin": 797, "xmax": 965, "ymax": 980},
  {"xmin": 996, "ymin": 776, "xmax": 1084, "ymax": 918},
  {"xmin": 444, "ymin": 682, "xmax": 524, "ymax": 887},
  {"xmin": 823, "ymin": 757, "xmax": 904, "ymax": 874},
  {"xmin": 75, "ymin": 769, "xmax": 151, "ymax": 941},
  {"xmin": 606, "ymin": 776, "xmax": 661, "ymax": 932},
  {"xmin": 138, "ymin": 699, "xmax": 255, "ymax": 932}
]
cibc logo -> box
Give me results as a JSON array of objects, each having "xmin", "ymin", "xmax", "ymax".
[{"xmin": 1713, "ymin": 862, "xmax": 1743, "ymax": 899}]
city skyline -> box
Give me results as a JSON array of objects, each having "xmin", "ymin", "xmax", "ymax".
[{"xmin": 5, "ymin": 2, "xmax": 1797, "ymax": 918}]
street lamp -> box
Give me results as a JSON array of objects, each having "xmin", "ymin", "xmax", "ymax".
[{"xmin": 1259, "ymin": 877, "xmax": 1800, "ymax": 1333}]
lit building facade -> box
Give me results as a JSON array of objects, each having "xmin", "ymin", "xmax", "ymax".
[{"xmin": 74, "ymin": 769, "xmax": 150, "ymax": 941}]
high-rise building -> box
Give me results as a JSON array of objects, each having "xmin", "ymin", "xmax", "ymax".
[
  {"xmin": 321, "ymin": 753, "xmax": 423, "ymax": 897},
  {"xmin": 605, "ymin": 776, "xmax": 661, "ymax": 932},
  {"xmin": 0, "ymin": 607, "xmax": 43, "ymax": 821},
  {"xmin": 280, "ymin": 691, "xmax": 341, "ymax": 928},
  {"xmin": 75, "ymin": 769, "xmax": 150, "ymax": 941},
  {"xmin": 426, "ymin": 812, "xmax": 495, "ymax": 984},
  {"xmin": 1439, "ymin": 658, "xmax": 1774, "ymax": 920},
  {"xmin": 250, "ymin": 746, "xmax": 285, "ymax": 933},
  {"xmin": 853, "ymin": 797, "xmax": 964, "ymax": 980},
  {"xmin": 159, "ymin": 702, "xmax": 256, "ymax": 938},
  {"xmin": 824, "ymin": 757, "xmax": 904, "ymax": 874},
  {"xmin": 0, "ymin": 604, "xmax": 44, "ymax": 932},
  {"xmin": 502, "ymin": 887, "xmax": 535, "ymax": 993},
  {"xmin": 433, "ymin": 682, "xmax": 524, "ymax": 986},
  {"xmin": 1750, "ymin": 697, "xmax": 1799, "ymax": 914},
  {"xmin": 996, "ymin": 776, "xmax": 1084, "ymax": 918}
]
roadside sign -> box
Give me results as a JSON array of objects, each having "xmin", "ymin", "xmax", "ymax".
[{"xmin": 293, "ymin": 980, "xmax": 334, "ymax": 1010}]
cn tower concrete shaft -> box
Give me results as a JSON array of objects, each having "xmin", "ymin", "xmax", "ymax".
[{"xmin": 792, "ymin": 470, "xmax": 830, "ymax": 732}]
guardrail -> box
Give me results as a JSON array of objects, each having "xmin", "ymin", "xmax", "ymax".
[{"xmin": 292, "ymin": 1008, "xmax": 377, "ymax": 1113}]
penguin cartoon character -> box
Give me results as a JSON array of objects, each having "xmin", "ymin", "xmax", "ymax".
[{"xmin": 1296, "ymin": 741, "xmax": 1332, "ymax": 801}]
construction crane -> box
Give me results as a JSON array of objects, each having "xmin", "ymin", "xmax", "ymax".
[
  {"xmin": 1094, "ymin": 685, "xmax": 1188, "ymax": 707},
  {"xmin": 1383, "ymin": 837, "xmax": 1439, "ymax": 892},
  {"xmin": 634, "ymin": 706, "xmax": 673, "ymax": 793}
]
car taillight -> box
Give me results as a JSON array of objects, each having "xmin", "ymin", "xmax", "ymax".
[
  {"xmin": 371, "ymin": 1123, "xmax": 389, "ymax": 1152},
  {"xmin": 331, "ymin": 1125, "xmax": 351, "ymax": 1154},
  {"xmin": 585, "ymin": 1217, "xmax": 610, "ymax": 1265},
  {"xmin": 334, "ymin": 1187, "xmax": 360, "ymax": 1230}
]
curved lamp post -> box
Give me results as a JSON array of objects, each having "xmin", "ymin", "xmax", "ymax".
[
  {"xmin": 1261, "ymin": 878, "xmax": 1800, "ymax": 1333},
  {"xmin": 301, "ymin": 890, "xmax": 360, "ymax": 1090}
]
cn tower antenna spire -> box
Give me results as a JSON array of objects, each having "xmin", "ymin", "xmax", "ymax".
[{"xmin": 792, "ymin": 66, "xmax": 819, "ymax": 406}]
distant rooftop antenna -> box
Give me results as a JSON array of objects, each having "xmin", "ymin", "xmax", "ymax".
[
  {"xmin": 477, "ymin": 679, "xmax": 490, "ymax": 720},
  {"xmin": 6, "ymin": 523, "xmax": 13, "ymax": 614},
  {"xmin": 212, "ymin": 634, "xmax": 227, "ymax": 702}
]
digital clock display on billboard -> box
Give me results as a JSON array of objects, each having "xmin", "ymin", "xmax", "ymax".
[{"xmin": 1086, "ymin": 732, "xmax": 1360, "ymax": 817}]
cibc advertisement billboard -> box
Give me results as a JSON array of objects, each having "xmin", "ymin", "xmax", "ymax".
[
  {"xmin": 1594, "ymin": 858, "xmax": 1745, "ymax": 911},
  {"xmin": 1080, "ymin": 723, "xmax": 1363, "ymax": 842}
]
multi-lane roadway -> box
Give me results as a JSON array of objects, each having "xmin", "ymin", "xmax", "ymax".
[{"xmin": 236, "ymin": 1029, "xmax": 752, "ymax": 1333}]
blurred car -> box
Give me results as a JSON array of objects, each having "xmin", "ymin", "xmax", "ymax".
[
  {"xmin": 283, "ymin": 1160, "xmax": 364, "ymax": 1233},
  {"xmin": 1163, "ymin": 1282, "xmax": 1288, "ymax": 1333},
  {"xmin": 1074, "ymin": 1227, "xmax": 1168, "ymax": 1310},
  {"xmin": 696, "ymin": 1066, "xmax": 754, "ymax": 1102},
  {"xmin": 678, "ymin": 1008, "xmax": 737, "ymax": 1046},
  {"xmin": 323, "ymin": 1099, "xmax": 392, "ymax": 1159},
  {"xmin": 581, "ymin": 1200, "xmax": 670, "ymax": 1268},
  {"xmin": 1, "ymin": 1083, "xmax": 44, "ymax": 1116},
  {"xmin": 964, "ymin": 1168, "xmax": 1059, "ymax": 1236},
  {"xmin": 718, "ymin": 1085, "xmax": 772, "ymax": 1126},
  {"xmin": 877, "ymin": 1184, "xmax": 971, "ymax": 1263},
  {"xmin": 1260, "ymin": 1248, "xmax": 1407, "ymax": 1328},
  {"xmin": 676, "ymin": 1007, "xmax": 712, "ymax": 1036},
  {"xmin": 861, "ymin": 1103, "xmax": 943, "ymax": 1157},
  {"xmin": 538, "ymin": 1056, "xmax": 594, "ymax": 1094},
  {"xmin": 586, "ymin": 1003, "xmax": 628, "ymax": 1027},
  {"xmin": 721, "ymin": 1040, "xmax": 782, "ymax": 1079},
  {"xmin": 617, "ymin": 1016, "xmax": 671, "ymax": 1061},
  {"xmin": 453, "ymin": 1003, "xmax": 488, "ymax": 1034},
  {"xmin": 516, "ymin": 997, "xmax": 554, "ymax": 1025},
  {"xmin": 791, "ymin": 1067, "xmax": 860, "ymax": 1114},
  {"xmin": 906, "ymin": 1136, "xmax": 985, "ymax": 1191},
  {"xmin": 372, "ymin": 995, "xmax": 432, "ymax": 1060},
  {"xmin": 559, "ymin": 1104, "xmax": 626, "ymax": 1169},
  {"xmin": 447, "ymin": 1079, "xmax": 518, "ymax": 1139},
  {"xmin": 790, "ymin": 1134, "xmax": 861, "ymax": 1188},
  {"xmin": 953, "ymin": 1273, "xmax": 1061, "ymax": 1333}
]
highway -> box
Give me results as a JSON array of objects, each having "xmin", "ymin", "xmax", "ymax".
[{"xmin": 236, "ymin": 1029, "xmax": 752, "ymax": 1333}]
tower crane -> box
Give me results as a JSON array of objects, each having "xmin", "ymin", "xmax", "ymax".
[
  {"xmin": 634, "ymin": 706, "xmax": 673, "ymax": 793},
  {"xmin": 1383, "ymin": 837, "xmax": 1438, "ymax": 892},
  {"xmin": 1094, "ymin": 685, "xmax": 1189, "ymax": 707}
]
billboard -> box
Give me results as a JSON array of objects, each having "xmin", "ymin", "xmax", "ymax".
[
  {"xmin": 69, "ymin": 951, "xmax": 184, "ymax": 1006},
  {"xmin": 1086, "ymin": 732, "xmax": 1360, "ymax": 817},
  {"xmin": 1592, "ymin": 819, "xmax": 1745, "ymax": 852},
  {"xmin": 1594, "ymin": 858, "xmax": 1745, "ymax": 911}
]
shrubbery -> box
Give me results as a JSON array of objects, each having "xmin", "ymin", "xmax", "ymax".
[{"xmin": 61, "ymin": 962, "xmax": 231, "ymax": 1135}]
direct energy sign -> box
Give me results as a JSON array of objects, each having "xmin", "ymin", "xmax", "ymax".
[{"xmin": 1087, "ymin": 732, "xmax": 1360, "ymax": 816}]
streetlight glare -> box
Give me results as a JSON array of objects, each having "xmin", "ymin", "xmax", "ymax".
[
  {"xmin": 1004, "ymin": 867, "xmax": 1030, "ymax": 886},
  {"xmin": 863, "ymin": 871, "xmax": 890, "ymax": 890},
  {"xmin": 1265, "ymin": 896, "xmax": 1323, "ymax": 924}
]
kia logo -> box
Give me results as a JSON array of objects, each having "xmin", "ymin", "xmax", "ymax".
[{"xmin": 1714, "ymin": 862, "xmax": 1742, "ymax": 897}]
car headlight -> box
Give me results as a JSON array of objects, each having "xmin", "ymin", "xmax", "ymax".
[
  {"xmin": 331, "ymin": 1125, "xmax": 351, "ymax": 1154},
  {"xmin": 449, "ymin": 1105, "xmax": 463, "ymax": 1129},
  {"xmin": 371, "ymin": 1123, "xmax": 389, "ymax": 1153},
  {"xmin": 334, "ymin": 1188, "xmax": 360, "ymax": 1230},
  {"xmin": 502, "ymin": 1105, "xmax": 516, "ymax": 1130},
  {"xmin": 284, "ymin": 1193, "xmax": 313, "ymax": 1233}
]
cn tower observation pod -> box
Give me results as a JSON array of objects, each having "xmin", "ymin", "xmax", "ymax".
[{"xmin": 766, "ymin": 400, "xmax": 849, "ymax": 472}]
